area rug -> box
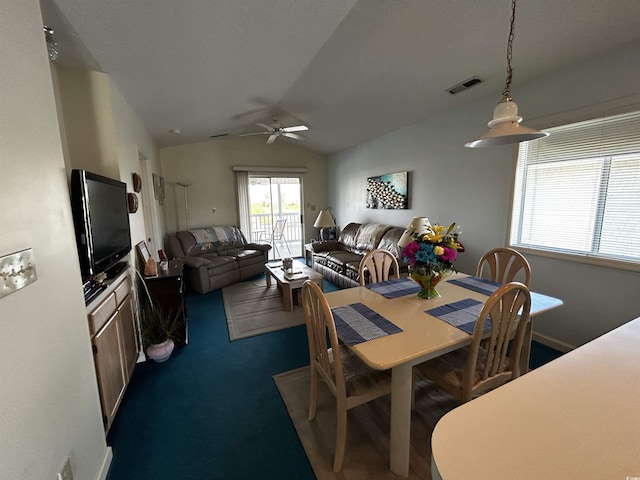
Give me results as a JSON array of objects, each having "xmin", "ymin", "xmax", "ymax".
[
  {"xmin": 273, "ymin": 366, "xmax": 458, "ymax": 479},
  {"xmin": 222, "ymin": 278, "xmax": 306, "ymax": 340}
]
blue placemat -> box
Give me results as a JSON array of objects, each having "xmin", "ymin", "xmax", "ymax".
[
  {"xmin": 447, "ymin": 276, "xmax": 501, "ymax": 296},
  {"xmin": 448, "ymin": 276, "xmax": 563, "ymax": 315},
  {"xmin": 426, "ymin": 298, "xmax": 490, "ymax": 334},
  {"xmin": 332, "ymin": 302, "xmax": 403, "ymax": 345},
  {"xmin": 365, "ymin": 277, "xmax": 420, "ymax": 298}
]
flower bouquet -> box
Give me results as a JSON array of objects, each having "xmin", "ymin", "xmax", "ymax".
[{"xmin": 401, "ymin": 223, "xmax": 464, "ymax": 299}]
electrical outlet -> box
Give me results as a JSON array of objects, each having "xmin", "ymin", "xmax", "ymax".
[
  {"xmin": 58, "ymin": 457, "xmax": 73, "ymax": 480},
  {"xmin": 212, "ymin": 207, "xmax": 217, "ymax": 214}
]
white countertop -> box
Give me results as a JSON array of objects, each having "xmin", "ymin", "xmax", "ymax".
[{"xmin": 432, "ymin": 316, "xmax": 640, "ymax": 480}]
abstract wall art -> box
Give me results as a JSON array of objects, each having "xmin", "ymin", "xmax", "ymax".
[{"xmin": 366, "ymin": 171, "xmax": 408, "ymax": 209}]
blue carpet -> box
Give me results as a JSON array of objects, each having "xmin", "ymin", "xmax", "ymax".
[{"xmin": 105, "ymin": 275, "xmax": 561, "ymax": 479}]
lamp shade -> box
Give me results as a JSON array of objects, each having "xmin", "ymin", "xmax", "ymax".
[
  {"xmin": 397, "ymin": 217, "xmax": 430, "ymax": 249},
  {"xmin": 465, "ymin": 100, "xmax": 549, "ymax": 148},
  {"xmin": 313, "ymin": 210, "xmax": 335, "ymax": 228}
]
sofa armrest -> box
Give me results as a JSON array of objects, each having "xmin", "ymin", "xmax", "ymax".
[
  {"xmin": 182, "ymin": 256, "xmax": 211, "ymax": 268},
  {"xmin": 245, "ymin": 242, "xmax": 272, "ymax": 253},
  {"xmin": 311, "ymin": 240, "xmax": 340, "ymax": 252}
]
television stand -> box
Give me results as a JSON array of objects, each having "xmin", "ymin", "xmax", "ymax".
[{"xmin": 83, "ymin": 280, "xmax": 106, "ymax": 305}]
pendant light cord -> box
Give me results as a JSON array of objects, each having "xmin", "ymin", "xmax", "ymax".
[{"xmin": 501, "ymin": 0, "xmax": 517, "ymax": 102}]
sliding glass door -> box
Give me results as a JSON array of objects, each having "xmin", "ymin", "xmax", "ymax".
[{"xmin": 247, "ymin": 176, "xmax": 303, "ymax": 260}]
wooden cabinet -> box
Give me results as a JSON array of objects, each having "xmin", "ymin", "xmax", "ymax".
[{"xmin": 88, "ymin": 272, "xmax": 138, "ymax": 431}]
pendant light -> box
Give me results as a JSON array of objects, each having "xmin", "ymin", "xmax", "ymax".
[{"xmin": 465, "ymin": 0, "xmax": 548, "ymax": 148}]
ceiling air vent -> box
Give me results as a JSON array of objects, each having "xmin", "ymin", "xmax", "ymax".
[{"xmin": 447, "ymin": 76, "xmax": 482, "ymax": 95}]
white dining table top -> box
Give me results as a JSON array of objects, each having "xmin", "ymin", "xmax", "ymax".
[
  {"xmin": 324, "ymin": 272, "xmax": 564, "ymax": 478},
  {"xmin": 324, "ymin": 272, "xmax": 561, "ymax": 370},
  {"xmin": 431, "ymin": 316, "xmax": 640, "ymax": 480}
]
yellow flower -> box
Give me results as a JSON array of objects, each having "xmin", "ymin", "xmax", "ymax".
[
  {"xmin": 433, "ymin": 246, "xmax": 444, "ymax": 255},
  {"xmin": 425, "ymin": 224, "xmax": 447, "ymax": 243}
]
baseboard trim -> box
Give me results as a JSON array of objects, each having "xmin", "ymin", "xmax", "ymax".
[
  {"xmin": 95, "ymin": 446, "xmax": 113, "ymax": 480},
  {"xmin": 533, "ymin": 331, "xmax": 575, "ymax": 353}
]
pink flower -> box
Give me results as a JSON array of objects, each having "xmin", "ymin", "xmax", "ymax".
[
  {"xmin": 402, "ymin": 241, "xmax": 419, "ymax": 257},
  {"xmin": 441, "ymin": 247, "xmax": 457, "ymax": 261}
]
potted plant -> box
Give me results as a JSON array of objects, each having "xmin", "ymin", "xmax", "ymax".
[{"xmin": 140, "ymin": 305, "xmax": 181, "ymax": 363}]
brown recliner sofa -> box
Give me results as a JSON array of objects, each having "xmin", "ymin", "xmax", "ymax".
[
  {"xmin": 167, "ymin": 225, "xmax": 271, "ymax": 293},
  {"xmin": 310, "ymin": 222, "xmax": 407, "ymax": 289}
]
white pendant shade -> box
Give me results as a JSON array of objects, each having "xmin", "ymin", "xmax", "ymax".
[
  {"xmin": 465, "ymin": 100, "xmax": 548, "ymax": 148},
  {"xmin": 397, "ymin": 217, "xmax": 430, "ymax": 248}
]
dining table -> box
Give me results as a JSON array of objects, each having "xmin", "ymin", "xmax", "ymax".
[{"xmin": 324, "ymin": 272, "xmax": 563, "ymax": 478}]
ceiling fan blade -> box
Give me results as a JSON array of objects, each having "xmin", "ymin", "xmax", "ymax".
[
  {"xmin": 255, "ymin": 123, "xmax": 275, "ymax": 132},
  {"xmin": 282, "ymin": 125, "xmax": 308, "ymax": 133},
  {"xmin": 209, "ymin": 133, "xmax": 229, "ymax": 139},
  {"xmin": 282, "ymin": 132, "xmax": 305, "ymax": 140},
  {"xmin": 238, "ymin": 131, "xmax": 269, "ymax": 137},
  {"xmin": 266, "ymin": 134, "xmax": 278, "ymax": 144}
]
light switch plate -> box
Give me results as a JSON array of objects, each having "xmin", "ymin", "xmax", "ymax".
[{"xmin": 0, "ymin": 248, "xmax": 37, "ymax": 299}]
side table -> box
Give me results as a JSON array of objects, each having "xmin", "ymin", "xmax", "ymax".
[
  {"xmin": 304, "ymin": 243, "xmax": 314, "ymax": 267},
  {"xmin": 143, "ymin": 260, "xmax": 188, "ymax": 347}
]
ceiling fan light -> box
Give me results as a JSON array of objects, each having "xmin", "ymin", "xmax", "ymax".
[{"xmin": 465, "ymin": 99, "xmax": 548, "ymax": 148}]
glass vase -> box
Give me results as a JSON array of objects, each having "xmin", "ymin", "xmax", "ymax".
[{"xmin": 409, "ymin": 267, "xmax": 442, "ymax": 299}]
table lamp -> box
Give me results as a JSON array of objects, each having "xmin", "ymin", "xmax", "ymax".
[
  {"xmin": 397, "ymin": 217, "xmax": 430, "ymax": 249},
  {"xmin": 313, "ymin": 210, "xmax": 336, "ymax": 241}
]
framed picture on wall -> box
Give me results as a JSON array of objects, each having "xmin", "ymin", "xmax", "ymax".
[
  {"xmin": 366, "ymin": 171, "xmax": 409, "ymax": 209},
  {"xmin": 152, "ymin": 173, "xmax": 160, "ymax": 200}
]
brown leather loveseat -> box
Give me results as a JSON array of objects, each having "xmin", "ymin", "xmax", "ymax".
[
  {"xmin": 310, "ymin": 222, "xmax": 406, "ymax": 289},
  {"xmin": 167, "ymin": 225, "xmax": 271, "ymax": 293}
]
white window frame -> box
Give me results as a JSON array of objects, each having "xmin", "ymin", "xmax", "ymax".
[{"xmin": 508, "ymin": 100, "xmax": 640, "ymax": 273}]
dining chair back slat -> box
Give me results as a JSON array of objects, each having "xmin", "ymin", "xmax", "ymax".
[
  {"xmin": 415, "ymin": 282, "xmax": 532, "ymax": 404},
  {"xmin": 358, "ymin": 248, "xmax": 400, "ymax": 286},
  {"xmin": 476, "ymin": 247, "xmax": 531, "ymax": 286}
]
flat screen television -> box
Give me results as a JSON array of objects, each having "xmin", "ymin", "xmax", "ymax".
[{"xmin": 71, "ymin": 169, "xmax": 132, "ymax": 281}]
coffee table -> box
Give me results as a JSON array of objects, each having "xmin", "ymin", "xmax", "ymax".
[{"xmin": 264, "ymin": 259, "xmax": 323, "ymax": 311}]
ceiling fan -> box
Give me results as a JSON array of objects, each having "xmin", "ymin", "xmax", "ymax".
[{"xmin": 238, "ymin": 117, "xmax": 308, "ymax": 144}]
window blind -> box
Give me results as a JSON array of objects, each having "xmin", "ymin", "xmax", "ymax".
[{"xmin": 510, "ymin": 110, "xmax": 640, "ymax": 263}]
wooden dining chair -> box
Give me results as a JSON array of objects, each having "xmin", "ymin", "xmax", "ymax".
[
  {"xmin": 358, "ymin": 248, "xmax": 400, "ymax": 286},
  {"xmin": 414, "ymin": 282, "xmax": 532, "ymax": 404},
  {"xmin": 476, "ymin": 247, "xmax": 531, "ymax": 286},
  {"xmin": 301, "ymin": 280, "xmax": 391, "ymax": 472}
]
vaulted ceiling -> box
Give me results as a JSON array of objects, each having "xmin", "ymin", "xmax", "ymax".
[{"xmin": 41, "ymin": 0, "xmax": 640, "ymax": 154}]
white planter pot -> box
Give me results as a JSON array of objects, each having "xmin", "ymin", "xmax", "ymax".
[{"xmin": 146, "ymin": 339, "xmax": 175, "ymax": 363}]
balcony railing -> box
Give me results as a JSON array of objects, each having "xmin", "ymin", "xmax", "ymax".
[{"xmin": 249, "ymin": 213, "xmax": 303, "ymax": 259}]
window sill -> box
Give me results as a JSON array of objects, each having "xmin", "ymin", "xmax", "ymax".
[{"xmin": 510, "ymin": 246, "xmax": 640, "ymax": 273}]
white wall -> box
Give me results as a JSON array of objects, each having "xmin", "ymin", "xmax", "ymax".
[
  {"xmin": 328, "ymin": 40, "xmax": 640, "ymax": 348},
  {"xmin": 108, "ymin": 76, "xmax": 165, "ymax": 250},
  {"xmin": 160, "ymin": 136, "xmax": 327, "ymax": 242},
  {"xmin": 0, "ymin": 1, "xmax": 110, "ymax": 479},
  {"xmin": 55, "ymin": 66, "xmax": 165, "ymax": 257}
]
